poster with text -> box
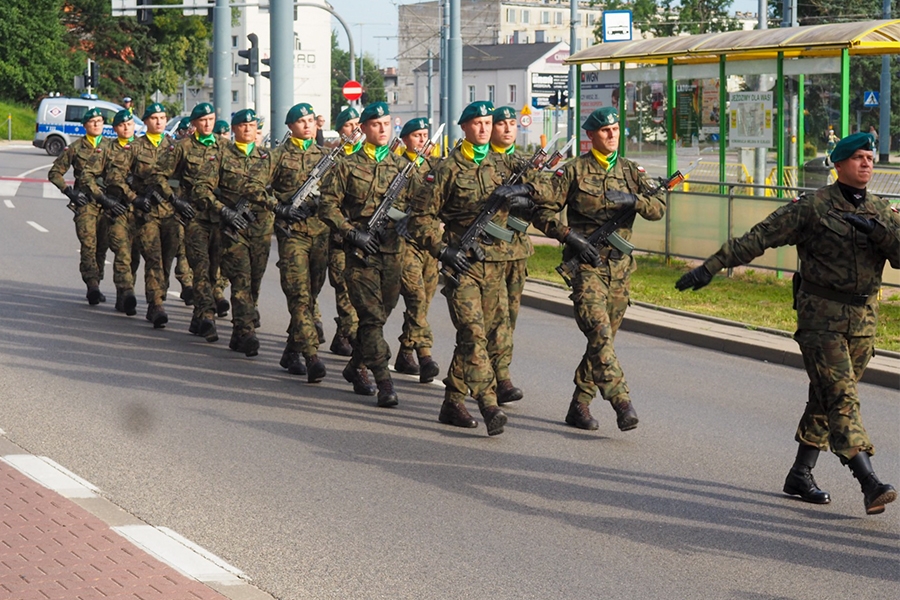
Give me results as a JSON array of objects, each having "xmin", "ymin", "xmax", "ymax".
[{"xmin": 729, "ymin": 91, "xmax": 773, "ymax": 148}]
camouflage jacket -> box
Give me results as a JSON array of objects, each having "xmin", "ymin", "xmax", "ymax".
[
  {"xmin": 105, "ymin": 135, "xmax": 177, "ymax": 219},
  {"xmin": 151, "ymin": 135, "xmax": 221, "ymax": 222},
  {"xmin": 201, "ymin": 142, "xmax": 275, "ymax": 220},
  {"xmin": 704, "ymin": 183, "xmax": 900, "ymax": 335},
  {"xmin": 499, "ymin": 149, "xmax": 534, "ymax": 260},
  {"xmin": 265, "ymin": 139, "xmax": 329, "ymax": 237},
  {"xmin": 81, "ymin": 139, "xmax": 136, "ymax": 206},
  {"xmin": 318, "ymin": 149, "xmax": 409, "ymax": 254},
  {"xmin": 48, "ymin": 136, "xmax": 108, "ymax": 200}
]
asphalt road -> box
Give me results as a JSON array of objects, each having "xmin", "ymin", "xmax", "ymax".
[{"xmin": 1, "ymin": 145, "xmax": 897, "ymax": 600}]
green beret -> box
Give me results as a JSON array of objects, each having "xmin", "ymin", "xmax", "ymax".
[
  {"xmin": 81, "ymin": 107, "xmax": 103, "ymax": 125},
  {"xmin": 231, "ymin": 108, "xmax": 258, "ymax": 126},
  {"xmin": 400, "ymin": 118, "xmax": 429, "ymax": 138},
  {"xmin": 493, "ymin": 106, "xmax": 517, "ymax": 121},
  {"xmin": 190, "ymin": 102, "xmax": 214, "ymax": 121},
  {"xmin": 830, "ymin": 132, "xmax": 876, "ymax": 163},
  {"xmin": 335, "ymin": 107, "xmax": 360, "ymax": 130},
  {"xmin": 285, "ymin": 103, "xmax": 315, "ymax": 124},
  {"xmin": 177, "ymin": 117, "xmax": 191, "ymax": 131},
  {"xmin": 458, "ymin": 101, "xmax": 494, "ymax": 125},
  {"xmin": 582, "ymin": 106, "xmax": 619, "ymax": 131},
  {"xmin": 213, "ymin": 120, "xmax": 230, "ymax": 134},
  {"xmin": 112, "ymin": 109, "xmax": 133, "ymax": 127},
  {"xmin": 359, "ymin": 102, "xmax": 390, "ymax": 123},
  {"xmin": 142, "ymin": 103, "xmax": 166, "ymax": 121}
]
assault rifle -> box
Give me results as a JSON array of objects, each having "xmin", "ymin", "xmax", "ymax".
[
  {"xmin": 274, "ymin": 127, "xmax": 363, "ymax": 237},
  {"xmin": 222, "ymin": 195, "xmax": 257, "ymax": 242},
  {"xmin": 149, "ymin": 189, "xmax": 195, "ymax": 226},
  {"xmin": 63, "ymin": 187, "xmax": 90, "ymax": 212},
  {"xmin": 505, "ymin": 134, "xmax": 576, "ymax": 232},
  {"xmin": 555, "ymin": 162, "xmax": 697, "ymax": 287},
  {"xmin": 349, "ymin": 123, "xmax": 445, "ymax": 264}
]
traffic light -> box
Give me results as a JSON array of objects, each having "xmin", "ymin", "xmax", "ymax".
[
  {"xmin": 548, "ymin": 91, "xmax": 559, "ymax": 107},
  {"xmin": 83, "ymin": 60, "xmax": 99, "ymax": 89},
  {"xmin": 559, "ymin": 91, "xmax": 568, "ymax": 108},
  {"xmin": 261, "ymin": 57, "xmax": 271, "ymax": 79},
  {"xmin": 137, "ymin": 0, "xmax": 153, "ymax": 25},
  {"xmin": 238, "ymin": 33, "xmax": 260, "ymax": 77}
]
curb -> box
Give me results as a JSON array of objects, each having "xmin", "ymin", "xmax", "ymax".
[{"xmin": 521, "ymin": 280, "xmax": 900, "ymax": 390}]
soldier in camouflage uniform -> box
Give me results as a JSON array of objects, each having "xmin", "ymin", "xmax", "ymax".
[
  {"xmin": 214, "ymin": 120, "xmax": 230, "ymax": 143},
  {"xmin": 531, "ymin": 106, "xmax": 665, "ymax": 433},
  {"xmin": 266, "ymin": 103, "xmax": 330, "ymax": 383},
  {"xmin": 48, "ymin": 108, "xmax": 110, "ymax": 304},
  {"xmin": 151, "ymin": 103, "xmax": 221, "ymax": 343},
  {"xmin": 326, "ymin": 107, "xmax": 362, "ymax": 357},
  {"xmin": 677, "ymin": 132, "xmax": 899, "ymax": 515},
  {"xmin": 393, "ymin": 117, "xmax": 441, "ymax": 384},
  {"xmin": 407, "ymin": 101, "xmax": 537, "ymax": 436},
  {"xmin": 319, "ymin": 102, "xmax": 408, "ymax": 406}
]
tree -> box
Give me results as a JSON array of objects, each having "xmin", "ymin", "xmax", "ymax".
[{"xmin": 330, "ymin": 31, "xmax": 385, "ymax": 121}]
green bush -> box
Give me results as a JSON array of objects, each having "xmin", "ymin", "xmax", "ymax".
[
  {"xmin": 0, "ymin": 99, "xmax": 37, "ymax": 140},
  {"xmin": 803, "ymin": 141, "xmax": 818, "ymax": 160}
]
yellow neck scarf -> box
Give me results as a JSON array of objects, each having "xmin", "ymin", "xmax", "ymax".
[
  {"xmin": 404, "ymin": 149, "xmax": 423, "ymax": 166},
  {"xmin": 291, "ymin": 137, "xmax": 314, "ymax": 151},
  {"xmin": 490, "ymin": 143, "xmax": 514, "ymax": 155},
  {"xmin": 460, "ymin": 139, "xmax": 489, "ymax": 165},
  {"xmin": 591, "ymin": 148, "xmax": 617, "ymax": 171},
  {"xmin": 145, "ymin": 132, "xmax": 163, "ymax": 147},
  {"xmin": 363, "ymin": 142, "xmax": 390, "ymax": 163},
  {"xmin": 344, "ymin": 141, "xmax": 362, "ymax": 155},
  {"xmin": 117, "ymin": 136, "xmax": 133, "ymax": 147},
  {"xmin": 234, "ymin": 141, "xmax": 255, "ymax": 156},
  {"xmin": 85, "ymin": 134, "xmax": 101, "ymax": 148}
]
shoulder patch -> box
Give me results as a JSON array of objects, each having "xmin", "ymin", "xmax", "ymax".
[
  {"xmin": 891, "ymin": 204, "xmax": 899, "ymax": 213},
  {"xmin": 425, "ymin": 172, "xmax": 435, "ymax": 183},
  {"xmin": 637, "ymin": 165, "xmax": 645, "ymax": 173},
  {"xmin": 555, "ymin": 167, "xmax": 565, "ymax": 177}
]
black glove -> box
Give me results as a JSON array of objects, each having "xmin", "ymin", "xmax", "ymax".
[
  {"xmin": 346, "ymin": 228, "xmax": 379, "ymax": 255},
  {"xmin": 98, "ymin": 194, "xmax": 127, "ymax": 217},
  {"xmin": 494, "ymin": 183, "xmax": 534, "ymax": 200},
  {"xmin": 394, "ymin": 215, "xmax": 411, "ymax": 239},
  {"xmin": 508, "ymin": 195, "xmax": 535, "ymax": 213},
  {"xmin": 675, "ymin": 265, "xmax": 714, "ymax": 291},
  {"xmin": 439, "ymin": 245, "xmax": 472, "ymax": 275},
  {"xmin": 133, "ymin": 195, "xmax": 153, "ymax": 213},
  {"xmin": 63, "ymin": 186, "xmax": 88, "ymax": 207},
  {"xmin": 221, "ymin": 206, "xmax": 249, "ymax": 231},
  {"xmin": 562, "ymin": 229, "xmax": 601, "ymax": 267},
  {"xmin": 171, "ymin": 196, "xmax": 196, "ymax": 221},
  {"xmin": 843, "ymin": 213, "xmax": 877, "ymax": 235},
  {"xmin": 274, "ymin": 203, "xmax": 304, "ymax": 222},
  {"xmin": 605, "ymin": 189, "xmax": 638, "ymax": 209}
]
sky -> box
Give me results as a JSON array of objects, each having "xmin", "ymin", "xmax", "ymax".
[{"xmin": 329, "ymin": 0, "xmax": 764, "ymax": 70}]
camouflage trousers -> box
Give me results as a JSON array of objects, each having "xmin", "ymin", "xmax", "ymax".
[
  {"xmin": 444, "ymin": 261, "xmax": 511, "ymax": 408},
  {"xmin": 329, "ymin": 239, "xmax": 358, "ymax": 338},
  {"xmin": 175, "ymin": 227, "xmax": 193, "ymax": 287},
  {"xmin": 398, "ymin": 242, "xmax": 439, "ymax": 353},
  {"xmin": 220, "ymin": 212, "xmax": 273, "ymax": 336},
  {"xmin": 137, "ymin": 214, "xmax": 182, "ymax": 305},
  {"xmin": 276, "ymin": 228, "xmax": 329, "ymax": 357},
  {"xmin": 73, "ymin": 202, "xmax": 109, "ymax": 286},
  {"xmin": 344, "ymin": 251, "xmax": 401, "ymax": 382},
  {"xmin": 488, "ymin": 257, "xmax": 527, "ymax": 382},
  {"xmin": 794, "ymin": 329, "xmax": 875, "ymax": 462},
  {"xmin": 184, "ymin": 218, "xmax": 223, "ymax": 321},
  {"xmin": 106, "ymin": 210, "xmax": 141, "ymax": 292},
  {"xmin": 570, "ymin": 263, "xmax": 631, "ymax": 407}
]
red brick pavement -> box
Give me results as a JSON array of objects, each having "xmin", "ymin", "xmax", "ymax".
[{"xmin": 0, "ymin": 461, "xmax": 228, "ymax": 600}]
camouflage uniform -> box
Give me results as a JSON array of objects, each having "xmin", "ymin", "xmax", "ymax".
[
  {"xmin": 329, "ymin": 220, "xmax": 358, "ymax": 343},
  {"xmin": 532, "ymin": 153, "xmax": 666, "ymax": 413},
  {"xmin": 702, "ymin": 184, "xmax": 900, "ymax": 461},
  {"xmin": 267, "ymin": 139, "xmax": 331, "ymax": 359},
  {"xmin": 48, "ymin": 137, "xmax": 110, "ymax": 289},
  {"xmin": 318, "ymin": 149, "xmax": 407, "ymax": 383}
]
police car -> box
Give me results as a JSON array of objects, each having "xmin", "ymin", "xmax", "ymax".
[{"xmin": 33, "ymin": 95, "xmax": 146, "ymax": 156}]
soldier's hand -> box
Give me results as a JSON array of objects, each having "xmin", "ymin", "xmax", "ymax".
[
  {"xmin": 508, "ymin": 195, "xmax": 535, "ymax": 213},
  {"xmin": 171, "ymin": 196, "xmax": 196, "ymax": 220},
  {"xmin": 62, "ymin": 186, "xmax": 79, "ymax": 203},
  {"xmin": 346, "ymin": 228, "xmax": 379, "ymax": 255},
  {"xmin": 394, "ymin": 215, "xmax": 411, "ymax": 239},
  {"xmin": 675, "ymin": 265, "xmax": 714, "ymax": 291},
  {"xmin": 99, "ymin": 194, "xmax": 127, "ymax": 217},
  {"xmin": 606, "ymin": 189, "xmax": 638, "ymax": 209},
  {"xmin": 438, "ymin": 245, "xmax": 471, "ymax": 275},
  {"xmin": 133, "ymin": 195, "xmax": 153, "ymax": 213},
  {"xmin": 562, "ymin": 229, "xmax": 601, "ymax": 267},
  {"xmin": 221, "ymin": 206, "xmax": 249, "ymax": 231},
  {"xmin": 494, "ymin": 183, "xmax": 534, "ymax": 200},
  {"xmin": 843, "ymin": 213, "xmax": 877, "ymax": 235},
  {"xmin": 274, "ymin": 203, "xmax": 304, "ymax": 223}
]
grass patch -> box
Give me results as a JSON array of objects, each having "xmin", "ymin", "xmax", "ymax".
[
  {"xmin": 529, "ymin": 245, "xmax": 900, "ymax": 352},
  {"xmin": 0, "ymin": 99, "xmax": 37, "ymax": 141}
]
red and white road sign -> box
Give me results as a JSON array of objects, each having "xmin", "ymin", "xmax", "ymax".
[
  {"xmin": 342, "ymin": 80, "xmax": 363, "ymax": 101},
  {"xmin": 519, "ymin": 114, "xmax": 533, "ymax": 128}
]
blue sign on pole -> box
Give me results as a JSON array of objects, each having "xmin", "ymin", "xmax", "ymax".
[{"xmin": 863, "ymin": 91, "xmax": 879, "ymax": 107}]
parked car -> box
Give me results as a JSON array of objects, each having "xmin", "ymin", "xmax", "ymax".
[{"xmin": 33, "ymin": 96, "xmax": 146, "ymax": 156}]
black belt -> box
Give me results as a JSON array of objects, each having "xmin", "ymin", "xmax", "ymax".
[{"xmin": 799, "ymin": 280, "xmax": 874, "ymax": 307}]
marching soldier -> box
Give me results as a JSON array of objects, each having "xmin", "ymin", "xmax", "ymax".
[
  {"xmin": 174, "ymin": 117, "xmax": 192, "ymax": 140},
  {"xmin": 214, "ymin": 120, "xmax": 230, "ymax": 143},
  {"xmin": 676, "ymin": 132, "xmax": 899, "ymax": 515},
  {"xmin": 318, "ymin": 102, "xmax": 408, "ymax": 406},
  {"xmin": 394, "ymin": 117, "xmax": 441, "ymax": 383},
  {"xmin": 530, "ymin": 106, "xmax": 665, "ymax": 432},
  {"xmin": 48, "ymin": 107, "xmax": 110, "ymax": 304}
]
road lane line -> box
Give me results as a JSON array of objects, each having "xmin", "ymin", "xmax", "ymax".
[
  {"xmin": 43, "ymin": 182, "xmax": 67, "ymax": 199},
  {"xmin": 4, "ymin": 199, "xmax": 13, "ymax": 208},
  {"xmin": 27, "ymin": 221, "xmax": 49, "ymax": 232},
  {"xmin": 17, "ymin": 164, "xmax": 55, "ymax": 178},
  {"xmin": 2, "ymin": 454, "xmax": 99, "ymax": 498},
  {"xmin": 0, "ymin": 180, "xmax": 21, "ymax": 196}
]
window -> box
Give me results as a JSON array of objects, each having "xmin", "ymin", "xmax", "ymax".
[
  {"xmin": 541, "ymin": 11, "xmax": 550, "ymax": 24},
  {"xmin": 588, "ymin": 13, "xmax": 596, "ymax": 26},
  {"xmin": 468, "ymin": 85, "xmax": 476, "ymax": 103},
  {"xmin": 535, "ymin": 30, "xmax": 545, "ymax": 43},
  {"xmin": 506, "ymin": 8, "xmax": 516, "ymax": 23},
  {"xmin": 487, "ymin": 85, "xmax": 495, "ymax": 103},
  {"xmin": 509, "ymin": 84, "xmax": 517, "ymax": 104},
  {"xmin": 521, "ymin": 10, "xmax": 529, "ymax": 24},
  {"xmin": 392, "ymin": 91, "xmax": 398, "ymax": 103},
  {"xmin": 231, "ymin": 36, "xmax": 238, "ymax": 48},
  {"xmin": 232, "ymin": 90, "xmax": 238, "ymax": 103},
  {"xmin": 65, "ymin": 105, "xmax": 89, "ymax": 123},
  {"xmin": 554, "ymin": 11, "xmax": 563, "ymax": 25}
]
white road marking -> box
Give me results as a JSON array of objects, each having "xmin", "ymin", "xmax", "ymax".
[
  {"xmin": 0, "ymin": 181, "xmax": 21, "ymax": 196},
  {"xmin": 27, "ymin": 221, "xmax": 49, "ymax": 233},
  {"xmin": 1, "ymin": 454, "xmax": 99, "ymax": 498},
  {"xmin": 4, "ymin": 199, "xmax": 13, "ymax": 208},
  {"xmin": 17, "ymin": 164, "xmax": 55, "ymax": 178},
  {"xmin": 43, "ymin": 182, "xmax": 66, "ymax": 199}
]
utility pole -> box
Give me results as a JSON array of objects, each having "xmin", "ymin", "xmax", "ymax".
[
  {"xmin": 448, "ymin": 0, "xmax": 462, "ymax": 144},
  {"xmin": 269, "ymin": 0, "xmax": 293, "ymax": 144},
  {"xmin": 879, "ymin": 0, "xmax": 891, "ymax": 163},
  {"xmin": 213, "ymin": 0, "xmax": 230, "ymax": 121},
  {"xmin": 427, "ymin": 49, "xmax": 434, "ymax": 130},
  {"xmin": 440, "ymin": 0, "xmax": 449, "ymax": 139},
  {"xmin": 755, "ymin": 0, "xmax": 768, "ymax": 196},
  {"xmin": 568, "ymin": 0, "xmax": 577, "ymax": 149}
]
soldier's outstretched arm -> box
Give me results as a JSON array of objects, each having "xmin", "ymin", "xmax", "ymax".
[{"xmin": 47, "ymin": 147, "xmax": 73, "ymax": 191}]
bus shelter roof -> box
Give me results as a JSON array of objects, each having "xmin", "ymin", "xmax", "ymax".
[{"xmin": 565, "ymin": 19, "xmax": 900, "ymax": 66}]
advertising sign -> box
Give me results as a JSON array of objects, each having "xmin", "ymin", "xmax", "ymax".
[
  {"xmin": 729, "ymin": 91, "xmax": 773, "ymax": 148},
  {"xmin": 579, "ymin": 70, "xmax": 619, "ymax": 153}
]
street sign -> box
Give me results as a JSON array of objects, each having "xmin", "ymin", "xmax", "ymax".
[
  {"xmin": 602, "ymin": 10, "xmax": 633, "ymax": 43},
  {"xmin": 520, "ymin": 114, "xmax": 533, "ymax": 128},
  {"xmin": 521, "ymin": 104, "xmax": 531, "ymax": 116},
  {"xmin": 863, "ymin": 91, "xmax": 879, "ymax": 107},
  {"xmin": 342, "ymin": 80, "xmax": 363, "ymax": 101}
]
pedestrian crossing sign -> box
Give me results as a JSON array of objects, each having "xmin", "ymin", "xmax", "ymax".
[{"xmin": 863, "ymin": 91, "xmax": 879, "ymax": 107}]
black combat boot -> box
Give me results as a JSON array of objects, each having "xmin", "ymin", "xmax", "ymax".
[
  {"xmin": 848, "ymin": 452, "xmax": 897, "ymax": 515},
  {"xmin": 376, "ymin": 378, "xmax": 399, "ymax": 407},
  {"xmin": 237, "ymin": 332, "xmax": 259, "ymax": 357},
  {"xmin": 215, "ymin": 297, "xmax": 230, "ymax": 318},
  {"xmin": 229, "ymin": 329, "xmax": 240, "ymax": 351},
  {"xmin": 122, "ymin": 291, "xmax": 137, "ymax": 316},
  {"xmin": 180, "ymin": 285, "xmax": 194, "ymax": 306},
  {"xmin": 330, "ymin": 332, "xmax": 353, "ymax": 356},
  {"xmin": 306, "ymin": 355, "xmax": 327, "ymax": 383},
  {"xmin": 315, "ymin": 321, "xmax": 325, "ymax": 345},
  {"xmin": 783, "ymin": 444, "xmax": 831, "ymax": 504},
  {"xmin": 97, "ymin": 291, "xmax": 106, "ymax": 303},
  {"xmin": 566, "ymin": 399, "xmax": 599, "ymax": 430},
  {"xmin": 418, "ymin": 355, "xmax": 440, "ymax": 384},
  {"xmin": 613, "ymin": 400, "xmax": 639, "ymax": 431},
  {"xmin": 87, "ymin": 285, "xmax": 103, "ymax": 305},
  {"xmin": 115, "ymin": 291, "xmax": 126, "ymax": 313},
  {"xmin": 342, "ymin": 362, "xmax": 376, "ymax": 396},
  {"xmin": 280, "ymin": 347, "xmax": 307, "ymax": 375},
  {"xmin": 394, "ymin": 351, "xmax": 420, "ymax": 375},
  {"xmin": 146, "ymin": 304, "xmax": 168, "ymax": 329},
  {"xmin": 438, "ymin": 399, "xmax": 477, "ymax": 428},
  {"xmin": 189, "ymin": 315, "xmax": 201, "ymax": 335},
  {"xmin": 199, "ymin": 318, "xmax": 218, "ymax": 343},
  {"xmin": 480, "ymin": 404, "xmax": 508, "ymax": 436},
  {"xmin": 497, "ymin": 380, "xmax": 524, "ymax": 405},
  {"xmin": 253, "ymin": 309, "xmax": 261, "ymax": 329}
]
